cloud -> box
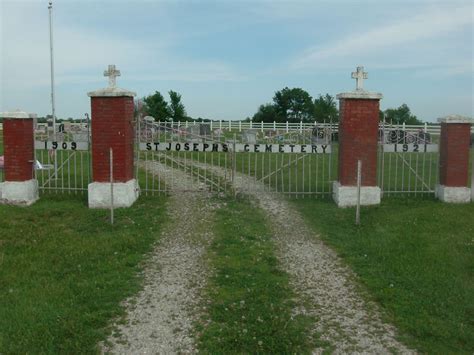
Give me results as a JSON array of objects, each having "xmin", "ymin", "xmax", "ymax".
[{"xmin": 291, "ymin": 4, "xmax": 473, "ymax": 70}]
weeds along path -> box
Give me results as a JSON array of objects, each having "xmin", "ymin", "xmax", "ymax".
[
  {"xmin": 103, "ymin": 161, "xmax": 217, "ymax": 354},
  {"xmin": 188, "ymin": 160, "xmax": 412, "ymax": 353}
]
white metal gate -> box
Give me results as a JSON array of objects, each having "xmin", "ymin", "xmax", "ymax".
[
  {"xmin": 378, "ymin": 121, "xmax": 440, "ymax": 196},
  {"xmin": 136, "ymin": 118, "xmax": 337, "ymax": 197},
  {"xmin": 34, "ymin": 123, "xmax": 91, "ymax": 194}
]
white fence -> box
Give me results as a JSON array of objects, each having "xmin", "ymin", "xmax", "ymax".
[
  {"xmin": 1, "ymin": 121, "xmax": 473, "ymax": 135},
  {"xmin": 148, "ymin": 120, "xmax": 474, "ymax": 135}
]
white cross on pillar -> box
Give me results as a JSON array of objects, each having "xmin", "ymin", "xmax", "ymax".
[
  {"xmin": 351, "ymin": 66, "xmax": 368, "ymax": 90},
  {"xmin": 104, "ymin": 64, "xmax": 121, "ymax": 88}
]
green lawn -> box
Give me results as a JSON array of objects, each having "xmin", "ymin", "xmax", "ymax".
[
  {"xmin": 0, "ymin": 194, "xmax": 168, "ymax": 353},
  {"xmin": 293, "ymin": 198, "xmax": 474, "ymax": 353}
]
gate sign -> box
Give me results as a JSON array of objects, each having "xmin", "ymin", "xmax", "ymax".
[
  {"xmin": 35, "ymin": 141, "xmax": 89, "ymax": 151},
  {"xmin": 383, "ymin": 143, "xmax": 438, "ymax": 153},
  {"xmin": 139, "ymin": 142, "xmax": 331, "ymax": 154}
]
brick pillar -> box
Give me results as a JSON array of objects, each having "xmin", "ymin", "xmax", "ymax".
[
  {"xmin": 0, "ymin": 110, "xmax": 39, "ymax": 205},
  {"xmin": 333, "ymin": 91, "xmax": 383, "ymax": 207},
  {"xmin": 436, "ymin": 115, "xmax": 472, "ymax": 203},
  {"xmin": 87, "ymin": 65, "xmax": 139, "ymax": 208}
]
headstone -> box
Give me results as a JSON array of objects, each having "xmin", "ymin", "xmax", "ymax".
[{"xmin": 242, "ymin": 130, "xmax": 257, "ymax": 144}]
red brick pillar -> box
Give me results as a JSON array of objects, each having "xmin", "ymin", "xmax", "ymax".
[
  {"xmin": 87, "ymin": 65, "xmax": 139, "ymax": 208},
  {"xmin": 0, "ymin": 110, "xmax": 39, "ymax": 205},
  {"xmin": 436, "ymin": 115, "xmax": 472, "ymax": 203},
  {"xmin": 333, "ymin": 72, "xmax": 383, "ymax": 207}
]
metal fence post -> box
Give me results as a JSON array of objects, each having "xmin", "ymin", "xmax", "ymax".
[
  {"xmin": 356, "ymin": 160, "xmax": 362, "ymax": 225},
  {"xmin": 110, "ymin": 147, "xmax": 114, "ymax": 225}
]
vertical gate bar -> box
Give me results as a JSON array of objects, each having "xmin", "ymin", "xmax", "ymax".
[
  {"xmin": 40, "ymin": 150, "xmax": 45, "ymax": 191},
  {"xmin": 145, "ymin": 150, "xmax": 149, "ymax": 195},
  {"xmin": 408, "ymin": 153, "xmax": 412, "ymax": 195},
  {"xmin": 280, "ymin": 152, "xmax": 284, "ymax": 194},
  {"xmin": 309, "ymin": 150, "xmax": 312, "ymax": 196},
  {"xmin": 322, "ymin": 146, "xmax": 325, "ymax": 195},
  {"xmin": 80, "ymin": 150, "xmax": 83, "ymax": 191},
  {"xmin": 67, "ymin": 151, "xmax": 71, "ymax": 193},
  {"xmin": 388, "ymin": 151, "xmax": 392, "ymax": 194},
  {"xmin": 61, "ymin": 150, "xmax": 64, "ymax": 193},
  {"xmin": 288, "ymin": 153, "xmax": 292, "ymax": 198},
  {"xmin": 401, "ymin": 152, "xmax": 405, "ymax": 193},
  {"xmin": 394, "ymin": 152, "xmax": 398, "ymax": 195},
  {"xmin": 315, "ymin": 152, "xmax": 319, "ymax": 197},
  {"xmin": 254, "ymin": 152, "xmax": 257, "ymax": 186},
  {"xmin": 247, "ymin": 152, "xmax": 250, "ymax": 189},
  {"xmin": 302, "ymin": 154, "xmax": 305, "ymax": 198},
  {"xmin": 74, "ymin": 151, "xmax": 77, "ymax": 194},
  {"xmin": 295, "ymin": 153, "xmax": 298, "ymax": 198},
  {"xmin": 421, "ymin": 150, "xmax": 426, "ymax": 194},
  {"xmin": 414, "ymin": 153, "xmax": 419, "ymax": 196},
  {"xmin": 47, "ymin": 149, "xmax": 52, "ymax": 191}
]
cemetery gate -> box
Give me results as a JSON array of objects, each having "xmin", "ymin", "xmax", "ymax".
[
  {"xmin": 377, "ymin": 121, "xmax": 440, "ymax": 196},
  {"xmin": 33, "ymin": 121, "xmax": 91, "ymax": 194},
  {"xmin": 136, "ymin": 117, "xmax": 337, "ymax": 197}
]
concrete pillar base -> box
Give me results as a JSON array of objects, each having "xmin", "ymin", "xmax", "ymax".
[
  {"xmin": 0, "ymin": 179, "xmax": 39, "ymax": 206},
  {"xmin": 333, "ymin": 181, "xmax": 381, "ymax": 208},
  {"xmin": 435, "ymin": 185, "xmax": 471, "ymax": 203},
  {"xmin": 88, "ymin": 179, "xmax": 140, "ymax": 208}
]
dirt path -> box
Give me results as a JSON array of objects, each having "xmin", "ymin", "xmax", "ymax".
[
  {"xmin": 188, "ymin": 160, "xmax": 413, "ymax": 353},
  {"xmin": 102, "ymin": 162, "xmax": 216, "ymax": 354}
]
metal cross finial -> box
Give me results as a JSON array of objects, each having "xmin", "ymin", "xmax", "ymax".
[
  {"xmin": 104, "ymin": 64, "xmax": 121, "ymax": 88},
  {"xmin": 351, "ymin": 66, "xmax": 368, "ymax": 90}
]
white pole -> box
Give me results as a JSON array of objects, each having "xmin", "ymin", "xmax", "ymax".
[
  {"xmin": 239, "ymin": 120, "xmax": 242, "ymax": 132},
  {"xmin": 356, "ymin": 160, "xmax": 362, "ymax": 225},
  {"xmin": 110, "ymin": 148, "xmax": 114, "ymax": 225},
  {"xmin": 48, "ymin": 1, "xmax": 58, "ymax": 176},
  {"xmin": 48, "ymin": 1, "xmax": 56, "ymax": 134}
]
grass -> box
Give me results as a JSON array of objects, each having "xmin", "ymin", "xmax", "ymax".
[
  {"xmin": 292, "ymin": 197, "xmax": 474, "ymax": 353},
  {"xmin": 0, "ymin": 193, "xmax": 168, "ymax": 353},
  {"xmin": 198, "ymin": 198, "xmax": 316, "ymax": 353}
]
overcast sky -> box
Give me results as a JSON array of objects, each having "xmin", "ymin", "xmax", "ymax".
[{"xmin": 1, "ymin": 0, "xmax": 472, "ymax": 122}]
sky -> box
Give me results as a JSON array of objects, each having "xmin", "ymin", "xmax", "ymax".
[{"xmin": 0, "ymin": 0, "xmax": 473, "ymax": 122}]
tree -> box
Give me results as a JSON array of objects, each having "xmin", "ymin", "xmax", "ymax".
[
  {"xmin": 383, "ymin": 104, "xmax": 422, "ymax": 125},
  {"xmin": 168, "ymin": 90, "xmax": 187, "ymax": 121},
  {"xmin": 143, "ymin": 91, "xmax": 170, "ymax": 121},
  {"xmin": 313, "ymin": 94, "xmax": 338, "ymax": 122},
  {"xmin": 252, "ymin": 103, "xmax": 281, "ymax": 123},
  {"xmin": 273, "ymin": 87, "xmax": 314, "ymax": 122}
]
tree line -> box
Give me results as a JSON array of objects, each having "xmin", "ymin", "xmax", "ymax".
[{"xmin": 139, "ymin": 87, "xmax": 423, "ymax": 126}]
